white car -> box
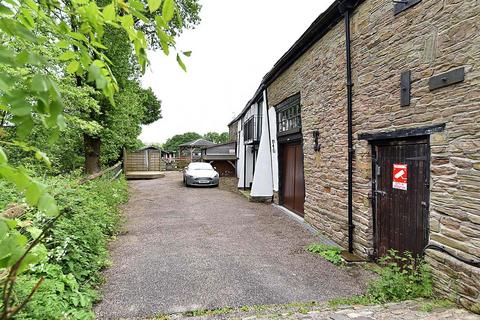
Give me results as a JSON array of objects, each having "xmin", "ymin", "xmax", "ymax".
[{"xmin": 183, "ymin": 162, "xmax": 219, "ymax": 187}]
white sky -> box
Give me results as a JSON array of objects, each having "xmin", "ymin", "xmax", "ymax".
[{"xmin": 140, "ymin": 0, "xmax": 335, "ymax": 144}]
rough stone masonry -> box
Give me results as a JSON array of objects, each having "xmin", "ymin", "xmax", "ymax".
[{"xmin": 267, "ymin": 0, "xmax": 479, "ymax": 311}]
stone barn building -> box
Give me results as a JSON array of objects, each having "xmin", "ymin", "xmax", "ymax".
[{"xmin": 231, "ymin": 0, "xmax": 480, "ymax": 310}]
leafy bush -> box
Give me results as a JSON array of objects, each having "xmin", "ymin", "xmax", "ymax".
[
  {"xmin": 0, "ymin": 175, "xmax": 128, "ymax": 319},
  {"xmin": 329, "ymin": 249, "xmax": 433, "ymax": 308},
  {"xmin": 367, "ymin": 249, "xmax": 432, "ymax": 303},
  {"xmin": 306, "ymin": 244, "xmax": 344, "ymax": 266}
]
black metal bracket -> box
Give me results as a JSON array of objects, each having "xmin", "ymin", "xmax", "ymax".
[
  {"xmin": 393, "ymin": 0, "xmax": 422, "ymax": 15},
  {"xmin": 400, "ymin": 70, "xmax": 411, "ymax": 107},
  {"xmin": 429, "ymin": 67, "xmax": 465, "ymax": 91},
  {"xmin": 313, "ymin": 130, "xmax": 321, "ymax": 152}
]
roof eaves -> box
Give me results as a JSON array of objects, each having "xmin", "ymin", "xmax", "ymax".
[{"xmin": 229, "ymin": 0, "xmax": 363, "ymax": 123}]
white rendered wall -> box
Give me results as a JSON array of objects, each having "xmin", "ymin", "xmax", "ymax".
[
  {"xmin": 237, "ymin": 129, "xmax": 245, "ymax": 186},
  {"xmin": 251, "ymin": 95, "xmax": 274, "ymax": 197},
  {"xmin": 268, "ymin": 107, "xmax": 279, "ymax": 192},
  {"xmin": 236, "ymin": 132, "xmax": 254, "ymax": 188}
]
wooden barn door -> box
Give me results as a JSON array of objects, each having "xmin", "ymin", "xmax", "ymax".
[
  {"xmin": 281, "ymin": 142, "xmax": 305, "ymax": 216},
  {"xmin": 373, "ymin": 137, "xmax": 430, "ymax": 259}
]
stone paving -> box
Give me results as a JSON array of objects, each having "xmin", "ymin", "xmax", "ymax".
[{"xmin": 166, "ymin": 300, "xmax": 480, "ymax": 320}]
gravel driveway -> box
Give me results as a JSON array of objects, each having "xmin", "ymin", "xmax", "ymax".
[{"xmin": 95, "ymin": 172, "xmax": 371, "ymax": 319}]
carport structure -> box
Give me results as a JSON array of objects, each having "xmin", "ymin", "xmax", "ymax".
[{"xmin": 178, "ymin": 139, "xmax": 216, "ymax": 162}]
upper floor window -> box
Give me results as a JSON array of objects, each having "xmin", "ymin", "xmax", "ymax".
[
  {"xmin": 257, "ymin": 99, "xmax": 263, "ymax": 138},
  {"xmin": 277, "ymin": 94, "xmax": 301, "ymax": 133}
]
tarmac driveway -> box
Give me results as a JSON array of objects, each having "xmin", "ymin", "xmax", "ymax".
[{"xmin": 95, "ymin": 172, "xmax": 371, "ymax": 319}]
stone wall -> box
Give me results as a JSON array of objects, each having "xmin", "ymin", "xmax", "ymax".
[
  {"xmin": 267, "ymin": 21, "xmax": 349, "ymax": 248},
  {"xmin": 351, "ymin": 0, "xmax": 480, "ymax": 309},
  {"xmin": 267, "ymin": 0, "xmax": 480, "ymax": 309}
]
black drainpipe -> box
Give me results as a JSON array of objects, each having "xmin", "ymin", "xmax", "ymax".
[{"xmin": 344, "ymin": 2, "xmax": 355, "ymax": 254}]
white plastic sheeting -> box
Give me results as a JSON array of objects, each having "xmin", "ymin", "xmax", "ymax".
[
  {"xmin": 251, "ymin": 95, "xmax": 274, "ymax": 197},
  {"xmin": 268, "ymin": 107, "xmax": 279, "ymax": 192}
]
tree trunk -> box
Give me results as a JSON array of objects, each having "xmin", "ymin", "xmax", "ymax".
[{"xmin": 84, "ymin": 133, "xmax": 101, "ymax": 174}]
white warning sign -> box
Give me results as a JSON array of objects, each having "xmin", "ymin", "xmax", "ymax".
[{"xmin": 393, "ymin": 164, "xmax": 408, "ymax": 190}]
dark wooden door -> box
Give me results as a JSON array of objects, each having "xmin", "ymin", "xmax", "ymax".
[
  {"xmin": 281, "ymin": 142, "xmax": 305, "ymax": 216},
  {"xmin": 374, "ymin": 137, "xmax": 430, "ymax": 259}
]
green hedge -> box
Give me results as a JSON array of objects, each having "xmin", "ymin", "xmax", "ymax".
[{"xmin": 0, "ymin": 175, "xmax": 128, "ymax": 319}]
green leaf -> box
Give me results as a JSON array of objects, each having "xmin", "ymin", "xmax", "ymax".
[
  {"xmin": 88, "ymin": 64, "xmax": 108, "ymax": 89},
  {"xmin": 0, "ymin": 46, "xmax": 17, "ymax": 66},
  {"xmin": 120, "ymin": 14, "xmax": 134, "ymax": 29},
  {"xmin": 0, "ymin": 235, "xmax": 18, "ymax": 262},
  {"xmin": 92, "ymin": 41, "xmax": 108, "ymax": 49},
  {"xmin": 0, "ymin": 18, "xmax": 37, "ymax": 43},
  {"xmin": 155, "ymin": 15, "xmax": 167, "ymax": 28},
  {"xmin": 0, "ymin": 219, "xmax": 9, "ymax": 240},
  {"xmin": 18, "ymin": 8, "xmax": 35, "ymax": 29},
  {"xmin": 66, "ymin": 60, "xmax": 80, "ymax": 74},
  {"xmin": 14, "ymin": 115, "xmax": 34, "ymax": 139},
  {"xmin": 10, "ymin": 103, "xmax": 31, "ymax": 117},
  {"xmin": 26, "ymin": 227, "xmax": 42, "ymax": 239},
  {"xmin": 0, "ymin": 148, "xmax": 7, "ymax": 164},
  {"xmin": 103, "ymin": 3, "xmax": 116, "ymax": 21},
  {"xmin": 0, "ymin": 5, "xmax": 14, "ymax": 16},
  {"xmin": 176, "ymin": 54, "xmax": 186, "ymax": 72},
  {"xmin": 24, "ymin": 0, "xmax": 39, "ymax": 11},
  {"xmin": 148, "ymin": 0, "xmax": 162, "ymax": 13},
  {"xmin": 182, "ymin": 51, "xmax": 192, "ymax": 57},
  {"xmin": 5, "ymin": 219, "xmax": 16, "ymax": 229},
  {"xmin": 37, "ymin": 193, "xmax": 58, "ymax": 217},
  {"xmin": 35, "ymin": 151, "xmax": 51, "ymax": 166},
  {"xmin": 16, "ymin": 51, "xmax": 46, "ymax": 66},
  {"xmin": 162, "ymin": 0, "xmax": 175, "ymax": 23},
  {"xmin": 56, "ymin": 114, "xmax": 67, "ymax": 130},
  {"xmin": 58, "ymin": 51, "xmax": 76, "ymax": 61},
  {"xmin": 25, "ymin": 181, "xmax": 46, "ymax": 206},
  {"xmin": 128, "ymin": 0, "xmax": 145, "ymax": 11},
  {"xmin": 31, "ymin": 75, "xmax": 51, "ymax": 92},
  {"xmin": 68, "ymin": 32, "xmax": 87, "ymax": 42},
  {"xmin": 56, "ymin": 40, "xmax": 71, "ymax": 49},
  {"xmin": 17, "ymin": 243, "xmax": 47, "ymax": 273}
]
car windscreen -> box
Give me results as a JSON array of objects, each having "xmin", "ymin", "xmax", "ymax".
[{"xmin": 189, "ymin": 163, "xmax": 213, "ymax": 170}]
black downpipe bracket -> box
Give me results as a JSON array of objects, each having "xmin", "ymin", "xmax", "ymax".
[{"xmin": 343, "ymin": 2, "xmax": 355, "ymax": 254}]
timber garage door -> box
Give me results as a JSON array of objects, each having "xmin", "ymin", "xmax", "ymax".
[
  {"xmin": 281, "ymin": 142, "xmax": 305, "ymax": 216},
  {"xmin": 373, "ymin": 137, "xmax": 430, "ymax": 259}
]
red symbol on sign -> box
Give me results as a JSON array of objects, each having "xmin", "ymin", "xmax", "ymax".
[{"xmin": 393, "ymin": 164, "xmax": 408, "ymax": 190}]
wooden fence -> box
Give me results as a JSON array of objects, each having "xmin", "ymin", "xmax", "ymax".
[{"xmin": 123, "ymin": 148, "xmax": 164, "ymax": 179}]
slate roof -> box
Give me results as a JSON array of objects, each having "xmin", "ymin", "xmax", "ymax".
[{"xmin": 178, "ymin": 139, "xmax": 216, "ymax": 148}]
